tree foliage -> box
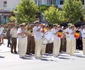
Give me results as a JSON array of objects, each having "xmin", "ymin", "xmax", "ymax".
[
  {"xmin": 15, "ymin": 0, "xmax": 39, "ymax": 24},
  {"xmin": 62, "ymin": 0, "xmax": 84, "ymax": 23},
  {"xmin": 9, "ymin": 16, "xmax": 16, "ymax": 22},
  {"xmin": 43, "ymin": 5, "xmax": 64, "ymax": 24}
]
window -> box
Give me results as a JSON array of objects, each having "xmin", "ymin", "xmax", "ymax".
[
  {"xmin": 38, "ymin": 0, "xmax": 42, "ymax": 6},
  {"xmin": 60, "ymin": 0, "xmax": 64, "ymax": 5},
  {"xmin": 47, "ymin": 0, "xmax": 56, "ymax": 6},
  {"xmin": 60, "ymin": 0, "xmax": 84, "ymax": 5},
  {"xmin": 52, "ymin": 0, "xmax": 56, "ymax": 5},
  {"xmin": 34, "ymin": 0, "xmax": 41, "ymax": 6},
  {"xmin": 3, "ymin": 1, "xmax": 7, "ymax": 7}
]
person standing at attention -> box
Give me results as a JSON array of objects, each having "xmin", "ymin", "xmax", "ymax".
[
  {"xmin": 10, "ymin": 25, "xmax": 18, "ymax": 54},
  {"xmin": 64, "ymin": 23, "xmax": 72, "ymax": 54},
  {"xmin": 7, "ymin": 27, "xmax": 11, "ymax": 47},
  {"xmin": 33, "ymin": 22, "xmax": 43, "ymax": 58},
  {"xmin": 17, "ymin": 23, "xmax": 28, "ymax": 58}
]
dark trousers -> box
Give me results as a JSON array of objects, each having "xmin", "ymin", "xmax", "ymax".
[
  {"xmin": 7, "ymin": 37, "xmax": 11, "ymax": 47},
  {"xmin": 76, "ymin": 37, "xmax": 82, "ymax": 50},
  {"xmin": 26, "ymin": 36, "xmax": 35, "ymax": 54},
  {"xmin": 60, "ymin": 38, "xmax": 66, "ymax": 52},
  {"xmin": 11, "ymin": 38, "xmax": 17, "ymax": 52},
  {"xmin": 46, "ymin": 43, "xmax": 53, "ymax": 53}
]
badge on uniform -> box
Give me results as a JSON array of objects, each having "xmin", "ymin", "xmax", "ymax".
[
  {"xmin": 57, "ymin": 30, "xmax": 63, "ymax": 38},
  {"xmin": 41, "ymin": 28, "xmax": 45, "ymax": 33},
  {"xmin": 74, "ymin": 30, "xmax": 80, "ymax": 39}
]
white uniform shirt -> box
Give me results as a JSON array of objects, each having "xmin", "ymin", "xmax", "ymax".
[
  {"xmin": 82, "ymin": 29, "xmax": 85, "ymax": 38},
  {"xmin": 69, "ymin": 29, "xmax": 75, "ymax": 40},
  {"xmin": 33, "ymin": 26, "xmax": 42, "ymax": 40},
  {"xmin": 10, "ymin": 28, "xmax": 17, "ymax": 38},
  {"xmin": 17, "ymin": 28, "xmax": 27, "ymax": 40},
  {"xmin": 44, "ymin": 30, "xmax": 53, "ymax": 40},
  {"xmin": 0, "ymin": 27, "xmax": 4, "ymax": 35},
  {"xmin": 40, "ymin": 28, "xmax": 44, "ymax": 37},
  {"xmin": 51, "ymin": 28, "xmax": 58, "ymax": 40},
  {"xmin": 64, "ymin": 28, "xmax": 70, "ymax": 37}
]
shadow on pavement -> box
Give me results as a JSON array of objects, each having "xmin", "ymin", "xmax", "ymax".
[
  {"xmin": 0, "ymin": 56, "xmax": 5, "ymax": 58},
  {"xmin": 57, "ymin": 56, "xmax": 70, "ymax": 60},
  {"xmin": 20, "ymin": 55, "xmax": 34, "ymax": 60},
  {"xmin": 40, "ymin": 58, "xmax": 57, "ymax": 62},
  {"xmin": 20, "ymin": 57, "xmax": 33, "ymax": 60},
  {"xmin": 73, "ymin": 54, "xmax": 85, "ymax": 58}
]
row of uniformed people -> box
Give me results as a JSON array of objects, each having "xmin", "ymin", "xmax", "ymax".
[
  {"xmin": 64, "ymin": 25, "xmax": 76, "ymax": 55},
  {"xmin": 65, "ymin": 25, "xmax": 85, "ymax": 55},
  {"xmin": 33, "ymin": 22, "xmax": 82, "ymax": 58},
  {"xmin": 63, "ymin": 25, "xmax": 85, "ymax": 55},
  {"xmin": 8, "ymin": 22, "xmax": 85, "ymax": 59},
  {"xmin": 6, "ymin": 23, "xmax": 28, "ymax": 58}
]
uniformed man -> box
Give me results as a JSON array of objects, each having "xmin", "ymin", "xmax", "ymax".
[
  {"xmin": 64, "ymin": 23, "xmax": 72, "ymax": 54},
  {"xmin": 82, "ymin": 26, "xmax": 85, "ymax": 55},
  {"xmin": 33, "ymin": 22, "xmax": 43, "ymax": 58},
  {"xmin": 51, "ymin": 24, "xmax": 61, "ymax": 57},
  {"xmin": 10, "ymin": 25, "xmax": 18, "ymax": 53},
  {"xmin": 40, "ymin": 24, "xmax": 46, "ymax": 55},
  {"xmin": 17, "ymin": 23, "xmax": 28, "ymax": 58},
  {"xmin": 69, "ymin": 26, "xmax": 76, "ymax": 55},
  {"xmin": 43, "ymin": 25, "xmax": 53, "ymax": 54}
]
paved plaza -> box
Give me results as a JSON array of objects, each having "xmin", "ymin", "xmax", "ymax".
[{"xmin": 0, "ymin": 39, "xmax": 85, "ymax": 70}]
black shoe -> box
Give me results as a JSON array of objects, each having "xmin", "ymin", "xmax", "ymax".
[
  {"xmin": 20, "ymin": 57, "xmax": 25, "ymax": 58},
  {"xmin": 20, "ymin": 56, "xmax": 30, "ymax": 59},
  {"xmin": 14, "ymin": 51, "xmax": 18, "ymax": 54},
  {"xmin": 0, "ymin": 56, "xmax": 4, "ymax": 58},
  {"xmin": 11, "ymin": 51, "xmax": 13, "ymax": 53}
]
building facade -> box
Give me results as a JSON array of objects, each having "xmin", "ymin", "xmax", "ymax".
[
  {"xmin": 35, "ymin": 0, "xmax": 63, "ymax": 8},
  {"xmin": 0, "ymin": 0, "xmax": 21, "ymax": 24},
  {"xmin": 0, "ymin": 0, "xmax": 85, "ymax": 24},
  {"xmin": 35, "ymin": 0, "xmax": 85, "ymax": 8}
]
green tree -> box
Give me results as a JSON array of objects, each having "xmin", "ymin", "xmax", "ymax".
[
  {"xmin": 62, "ymin": 0, "xmax": 84, "ymax": 23},
  {"xmin": 15, "ymin": 0, "xmax": 39, "ymax": 24},
  {"xmin": 43, "ymin": 5, "xmax": 63, "ymax": 24},
  {"xmin": 9, "ymin": 16, "xmax": 16, "ymax": 22}
]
